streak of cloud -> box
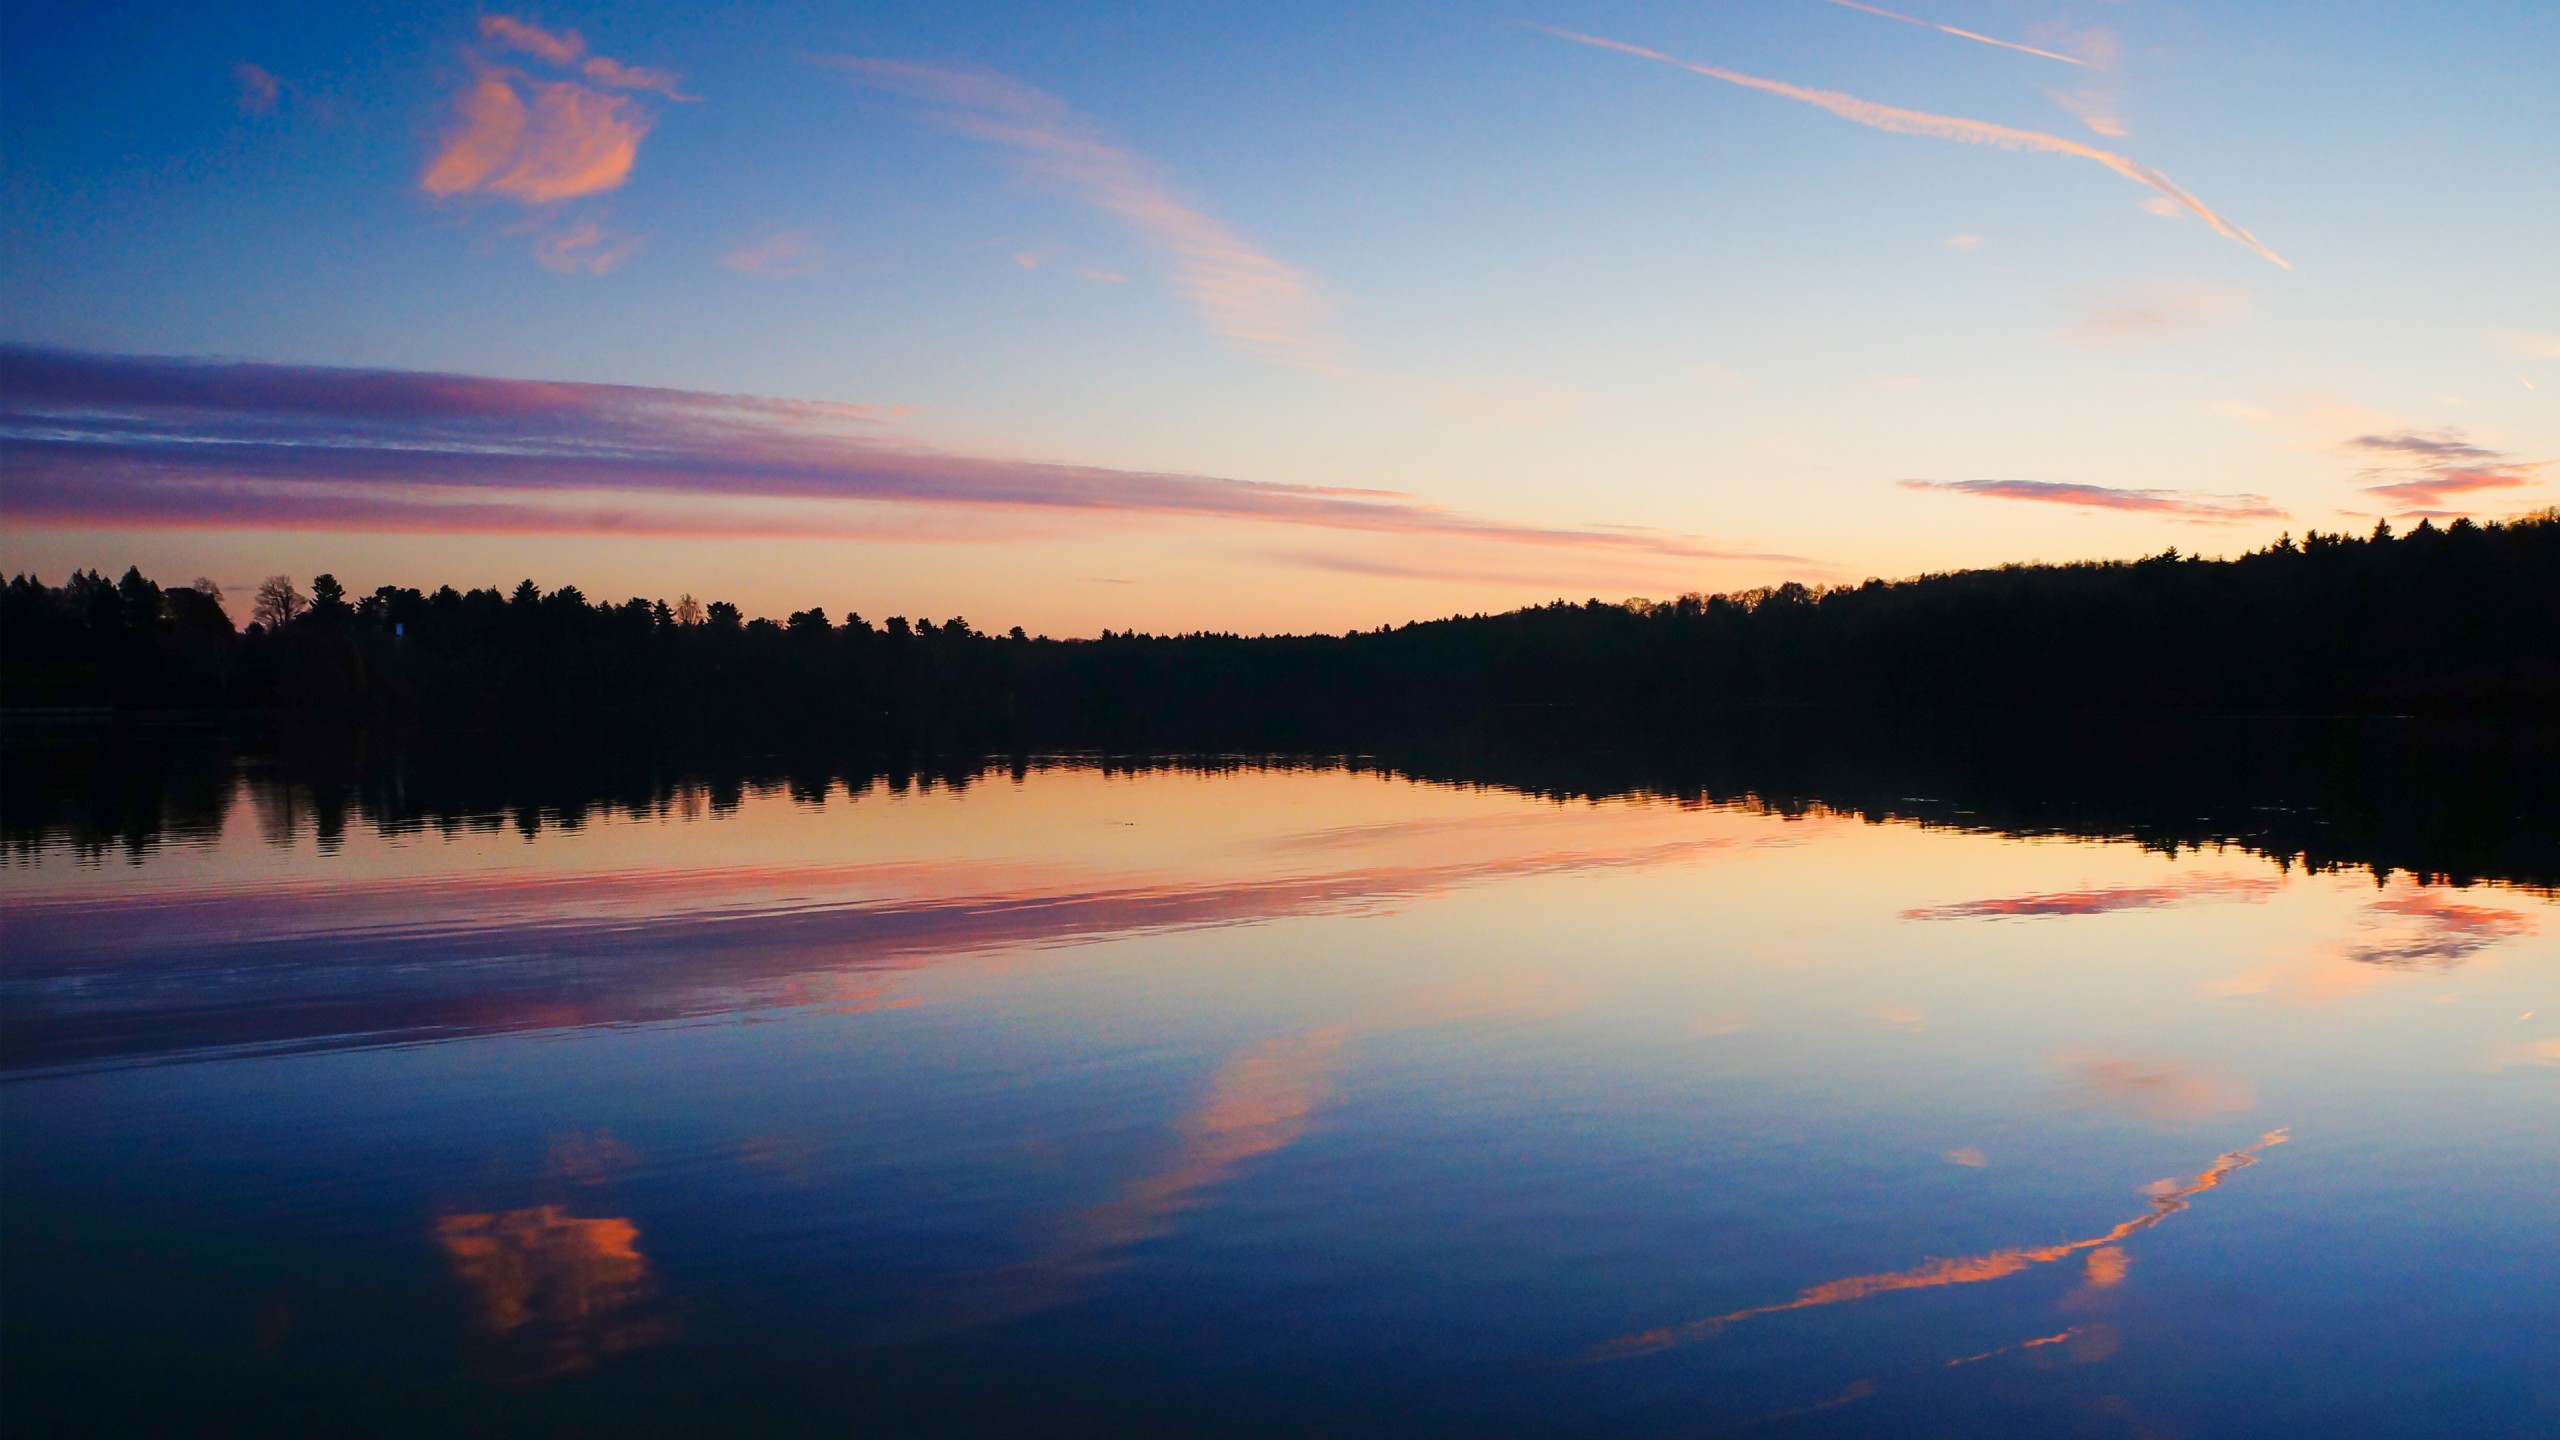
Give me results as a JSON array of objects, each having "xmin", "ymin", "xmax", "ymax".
[
  {"xmin": 1251, "ymin": 543, "xmax": 1803, "ymax": 590},
  {"xmin": 480, "ymin": 15, "xmax": 583, "ymax": 67},
  {"xmin": 0, "ymin": 346, "xmax": 1792, "ymax": 567},
  {"xmin": 1536, "ymin": 25, "xmax": 2289, "ymax": 268},
  {"xmin": 821, "ymin": 58, "xmax": 1334, "ymax": 370},
  {"xmin": 721, "ymin": 228, "xmax": 822, "ymax": 277},
  {"xmin": 530, "ymin": 217, "xmax": 641, "ymax": 274},
  {"xmin": 2348, "ymin": 430, "xmax": 2547, "ymax": 514},
  {"xmin": 1901, "ymin": 478, "xmax": 2285, "ymax": 523},
  {"xmin": 1586, "ymin": 1130, "xmax": 2287, "ymax": 1360},
  {"xmin": 1904, "ymin": 872, "xmax": 2282, "ymax": 920},
  {"xmin": 479, "ymin": 15, "xmax": 693, "ymax": 99},
  {"xmin": 2062, "ymin": 277, "xmax": 2251, "ymax": 349},
  {"xmin": 1817, "ymin": 0, "xmax": 2094, "ymax": 68}
]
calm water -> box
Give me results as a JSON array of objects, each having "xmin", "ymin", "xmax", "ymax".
[{"xmin": 4, "ymin": 751, "xmax": 2556, "ymax": 1435}]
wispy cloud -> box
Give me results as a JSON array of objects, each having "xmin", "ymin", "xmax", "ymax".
[
  {"xmin": 1817, "ymin": 0, "xmax": 2094, "ymax": 68},
  {"xmin": 2044, "ymin": 28, "xmax": 2129, "ymax": 137},
  {"xmin": 819, "ymin": 58, "xmax": 1334, "ymax": 370},
  {"xmin": 2347, "ymin": 429, "xmax": 2546, "ymax": 514},
  {"xmin": 2064, "ymin": 276, "xmax": 2251, "ymax": 349},
  {"xmin": 0, "ymin": 346, "xmax": 1781, "ymax": 566},
  {"xmin": 1254, "ymin": 541, "xmax": 1797, "ymax": 589},
  {"xmin": 2491, "ymin": 329, "xmax": 2560, "ymax": 359},
  {"xmin": 233, "ymin": 62, "xmax": 280, "ymax": 116},
  {"xmin": 529, "ymin": 217, "xmax": 641, "ymax": 275},
  {"xmin": 1901, "ymin": 478, "xmax": 2285, "ymax": 523},
  {"xmin": 1536, "ymin": 25, "xmax": 2288, "ymax": 268},
  {"xmin": 420, "ymin": 16, "xmax": 687, "ymax": 273},
  {"xmin": 479, "ymin": 15, "xmax": 692, "ymax": 100},
  {"xmin": 721, "ymin": 228, "xmax": 822, "ymax": 278}
]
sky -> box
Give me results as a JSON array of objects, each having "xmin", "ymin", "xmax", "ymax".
[{"xmin": 3, "ymin": 0, "xmax": 2554, "ymax": 634}]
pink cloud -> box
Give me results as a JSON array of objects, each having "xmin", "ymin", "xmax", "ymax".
[
  {"xmin": 419, "ymin": 16, "xmax": 692, "ymax": 285},
  {"xmin": 421, "ymin": 67, "xmax": 653, "ymax": 203},
  {"xmin": 2347, "ymin": 430, "xmax": 2546, "ymax": 513},
  {"xmin": 0, "ymin": 346, "xmax": 1792, "ymax": 566},
  {"xmin": 1901, "ymin": 478, "xmax": 2285, "ymax": 523}
]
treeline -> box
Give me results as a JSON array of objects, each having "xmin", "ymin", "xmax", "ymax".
[{"xmin": 6, "ymin": 512, "xmax": 2558, "ymax": 737}]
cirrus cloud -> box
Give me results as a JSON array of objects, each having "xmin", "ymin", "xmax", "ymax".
[
  {"xmin": 2347, "ymin": 429, "xmax": 2546, "ymax": 514},
  {"xmin": 818, "ymin": 58, "xmax": 1336, "ymax": 371},
  {"xmin": 1901, "ymin": 478, "xmax": 2285, "ymax": 524},
  {"xmin": 0, "ymin": 345, "xmax": 1795, "ymax": 573},
  {"xmin": 2062, "ymin": 277, "xmax": 2252, "ymax": 350},
  {"xmin": 1536, "ymin": 25, "xmax": 2289, "ymax": 268}
]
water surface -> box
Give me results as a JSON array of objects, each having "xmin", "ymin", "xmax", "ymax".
[{"xmin": 5, "ymin": 750, "xmax": 2555, "ymax": 1435}]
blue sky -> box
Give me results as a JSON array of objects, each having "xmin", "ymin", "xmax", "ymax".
[{"xmin": 4, "ymin": 1, "xmax": 2554, "ymax": 630}]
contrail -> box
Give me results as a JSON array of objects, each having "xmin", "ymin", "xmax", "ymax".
[
  {"xmin": 1820, "ymin": 0, "xmax": 2093, "ymax": 68},
  {"xmin": 1536, "ymin": 25, "xmax": 2288, "ymax": 269}
]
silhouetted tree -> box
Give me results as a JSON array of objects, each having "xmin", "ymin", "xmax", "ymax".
[{"xmin": 252, "ymin": 575, "xmax": 305, "ymax": 629}]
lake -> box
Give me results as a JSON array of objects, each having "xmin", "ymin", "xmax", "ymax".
[{"xmin": 4, "ymin": 734, "xmax": 2555, "ymax": 1435}]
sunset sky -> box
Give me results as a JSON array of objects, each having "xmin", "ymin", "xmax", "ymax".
[{"xmin": 4, "ymin": 0, "xmax": 2554, "ymax": 633}]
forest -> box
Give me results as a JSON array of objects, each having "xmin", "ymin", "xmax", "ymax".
[{"xmin": 6, "ymin": 512, "xmax": 2557, "ymax": 743}]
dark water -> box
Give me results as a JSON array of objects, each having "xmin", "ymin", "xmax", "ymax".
[{"xmin": 4, "ymin": 728, "xmax": 2556, "ymax": 1436}]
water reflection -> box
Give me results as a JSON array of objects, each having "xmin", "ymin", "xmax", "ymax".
[
  {"xmin": 1943, "ymin": 1328, "xmax": 2077, "ymax": 1369},
  {"xmin": 2349, "ymin": 890, "xmax": 2539, "ymax": 966},
  {"xmin": 1903, "ymin": 873, "xmax": 2282, "ymax": 920},
  {"xmin": 1591, "ymin": 1130, "xmax": 2290, "ymax": 1361},
  {"xmin": 432, "ymin": 1206, "xmax": 671, "ymax": 1382},
  {"xmin": 3, "ymin": 743, "xmax": 2554, "ymax": 1435},
  {"xmin": 941, "ymin": 1027, "xmax": 1354, "ymax": 1329},
  {"xmin": 2056, "ymin": 1049, "xmax": 2254, "ymax": 1123},
  {"xmin": 0, "ymin": 801, "xmax": 1737, "ymax": 1074}
]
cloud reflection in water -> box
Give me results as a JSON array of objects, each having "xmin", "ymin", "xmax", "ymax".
[
  {"xmin": 433, "ymin": 1206, "xmax": 671, "ymax": 1382},
  {"xmin": 1588, "ymin": 1129, "xmax": 2288, "ymax": 1361}
]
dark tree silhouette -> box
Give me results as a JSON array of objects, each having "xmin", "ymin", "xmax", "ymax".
[{"xmin": 5, "ymin": 512, "xmax": 2556, "ymax": 731}]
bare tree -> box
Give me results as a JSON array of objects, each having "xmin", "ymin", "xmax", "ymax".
[
  {"xmin": 674, "ymin": 593, "xmax": 703, "ymax": 627},
  {"xmin": 253, "ymin": 574, "xmax": 305, "ymax": 629}
]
